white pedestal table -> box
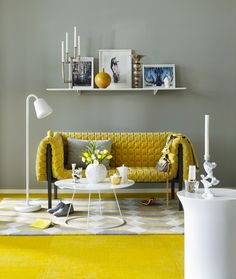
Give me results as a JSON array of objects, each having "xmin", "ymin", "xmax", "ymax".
[{"xmin": 178, "ymin": 188, "xmax": 236, "ymax": 279}]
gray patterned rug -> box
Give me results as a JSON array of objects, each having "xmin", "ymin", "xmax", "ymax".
[{"xmin": 0, "ymin": 198, "xmax": 184, "ymax": 235}]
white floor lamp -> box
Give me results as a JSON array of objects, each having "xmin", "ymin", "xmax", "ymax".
[{"xmin": 15, "ymin": 94, "xmax": 53, "ymax": 213}]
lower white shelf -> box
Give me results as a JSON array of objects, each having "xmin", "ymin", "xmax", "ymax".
[{"xmin": 46, "ymin": 87, "xmax": 187, "ymax": 96}]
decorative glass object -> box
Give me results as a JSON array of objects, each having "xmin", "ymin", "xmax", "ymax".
[
  {"xmin": 72, "ymin": 164, "xmax": 82, "ymax": 183},
  {"xmin": 201, "ymin": 160, "xmax": 219, "ymax": 199},
  {"xmin": 201, "ymin": 115, "xmax": 220, "ymax": 199},
  {"xmin": 185, "ymin": 180, "xmax": 199, "ymax": 193}
]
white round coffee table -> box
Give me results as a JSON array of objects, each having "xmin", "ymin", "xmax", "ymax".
[{"xmin": 53, "ymin": 178, "xmax": 135, "ymax": 230}]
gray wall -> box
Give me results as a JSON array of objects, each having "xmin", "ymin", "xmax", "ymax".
[{"xmin": 0, "ymin": 0, "xmax": 235, "ymax": 190}]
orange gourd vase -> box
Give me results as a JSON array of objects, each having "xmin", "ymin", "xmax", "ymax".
[{"xmin": 95, "ymin": 68, "xmax": 111, "ymax": 88}]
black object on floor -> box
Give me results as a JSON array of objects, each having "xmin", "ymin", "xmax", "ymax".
[
  {"xmin": 53, "ymin": 203, "xmax": 74, "ymax": 217},
  {"xmin": 47, "ymin": 201, "xmax": 65, "ymax": 214}
]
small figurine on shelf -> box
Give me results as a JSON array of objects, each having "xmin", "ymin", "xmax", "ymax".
[
  {"xmin": 72, "ymin": 163, "xmax": 82, "ymax": 183},
  {"xmin": 132, "ymin": 53, "xmax": 145, "ymax": 88},
  {"xmin": 163, "ymin": 75, "xmax": 171, "ymax": 88}
]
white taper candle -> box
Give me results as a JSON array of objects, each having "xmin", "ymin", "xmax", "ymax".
[
  {"xmin": 77, "ymin": 35, "xmax": 80, "ymax": 56},
  {"xmin": 61, "ymin": 41, "xmax": 65, "ymax": 62},
  {"xmin": 205, "ymin": 114, "xmax": 210, "ymax": 159},
  {"xmin": 65, "ymin": 32, "xmax": 68, "ymax": 53},
  {"xmin": 73, "ymin": 26, "xmax": 77, "ymax": 48},
  {"xmin": 188, "ymin": 165, "xmax": 196, "ymax": 181}
]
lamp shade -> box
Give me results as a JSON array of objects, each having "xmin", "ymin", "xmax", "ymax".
[{"xmin": 33, "ymin": 98, "xmax": 53, "ymax": 119}]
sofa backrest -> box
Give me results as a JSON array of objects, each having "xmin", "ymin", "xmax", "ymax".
[{"xmin": 59, "ymin": 132, "xmax": 171, "ymax": 168}]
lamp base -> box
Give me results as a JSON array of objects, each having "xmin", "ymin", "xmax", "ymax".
[{"xmin": 15, "ymin": 202, "xmax": 41, "ymax": 213}]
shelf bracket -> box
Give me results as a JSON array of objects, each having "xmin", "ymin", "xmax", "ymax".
[{"xmin": 153, "ymin": 89, "xmax": 159, "ymax": 95}]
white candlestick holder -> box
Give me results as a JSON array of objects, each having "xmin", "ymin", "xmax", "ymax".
[{"xmin": 201, "ymin": 155, "xmax": 220, "ymax": 199}]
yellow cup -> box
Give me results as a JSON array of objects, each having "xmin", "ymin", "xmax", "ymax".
[{"xmin": 110, "ymin": 175, "xmax": 122, "ymax": 185}]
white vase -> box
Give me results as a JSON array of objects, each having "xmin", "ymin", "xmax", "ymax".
[{"xmin": 85, "ymin": 163, "xmax": 107, "ymax": 183}]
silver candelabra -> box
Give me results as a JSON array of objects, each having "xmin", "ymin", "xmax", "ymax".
[
  {"xmin": 61, "ymin": 27, "xmax": 81, "ymax": 88},
  {"xmin": 62, "ymin": 50, "xmax": 80, "ymax": 89}
]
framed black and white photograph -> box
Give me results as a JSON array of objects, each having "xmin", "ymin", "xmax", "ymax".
[
  {"xmin": 99, "ymin": 49, "xmax": 132, "ymax": 88},
  {"xmin": 72, "ymin": 57, "xmax": 94, "ymax": 89},
  {"xmin": 143, "ymin": 64, "xmax": 176, "ymax": 88}
]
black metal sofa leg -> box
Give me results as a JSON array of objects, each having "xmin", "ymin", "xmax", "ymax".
[
  {"xmin": 178, "ymin": 180, "xmax": 183, "ymax": 211},
  {"xmin": 171, "ymin": 182, "xmax": 175, "ymax": 199},
  {"xmin": 48, "ymin": 181, "xmax": 52, "ymax": 209},
  {"xmin": 46, "ymin": 144, "xmax": 53, "ymax": 209},
  {"xmin": 178, "ymin": 144, "xmax": 183, "ymax": 211},
  {"xmin": 54, "ymin": 184, "xmax": 58, "ymax": 199}
]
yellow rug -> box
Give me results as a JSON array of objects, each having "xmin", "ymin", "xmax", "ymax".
[{"xmin": 0, "ymin": 235, "xmax": 184, "ymax": 279}]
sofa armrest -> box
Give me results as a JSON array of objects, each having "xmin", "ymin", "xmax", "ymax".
[
  {"xmin": 168, "ymin": 134, "xmax": 198, "ymax": 181},
  {"xmin": 36, "ymin": 130, "xmax": 67, "ymax": 181}
]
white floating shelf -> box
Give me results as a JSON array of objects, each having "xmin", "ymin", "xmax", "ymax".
[{"xmin": 46, "ymin": 87, "xmax": 187, "ymax": 96}]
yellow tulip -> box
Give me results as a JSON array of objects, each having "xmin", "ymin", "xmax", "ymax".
[
  {"xmin": 97, "ymin": 154, "xmax": 102, "ymax": 159},
  {"xmin": 107, "ymin": 155, "xmax": 112, "ymax": 159},
  {"xmin": 103, "ymin": 149, "xmax": 108, "ymax": 154},
  {"xmin": 84, "ymin": 152, "xmax": 89, "ymax": 157}
]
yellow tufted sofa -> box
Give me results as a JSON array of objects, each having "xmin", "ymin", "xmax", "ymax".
[{"xmin": 36, "ymin": 131, "xmax": 198, "ymax": 209}]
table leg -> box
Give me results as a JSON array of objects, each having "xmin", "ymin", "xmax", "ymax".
[
  {"xmin": 66, "ymin": 188, "xmax": 76, "ymax": 222},
  {"xmin": 98, "ymin": 191, "xmax": 102, "ymax": 216},
  {"xmin": 113, "ymin": 189, "xmax": 124, "ymax": 220},
  {"xmin": 87, "ymin": 191, "xmax": 91, "ymax": 228}
]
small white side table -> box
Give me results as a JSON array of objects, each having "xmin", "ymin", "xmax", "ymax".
[
  {"xmin": 53, "ymin": 178, "xmax": 135, "ymax": 230},
  {"xmin": 178, "ymin": 188, "xmax": 236, "ymax": 279}
]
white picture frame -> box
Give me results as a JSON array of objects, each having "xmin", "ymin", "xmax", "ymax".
[
  {"xmin": 143, "ymin": 64, "xmax": 176, "ymax": 88},
  {"xmin": 72, "ymin": 57, "xmax": 94, "ymax": 89},
  {"xmin": 99, "ymin": 49, "xmax": 132, "ymax": 88}
]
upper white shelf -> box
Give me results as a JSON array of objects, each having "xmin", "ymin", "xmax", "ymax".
[{"xmin": 46, "ymin": 87, "xmax": 187, "ymax": 96}]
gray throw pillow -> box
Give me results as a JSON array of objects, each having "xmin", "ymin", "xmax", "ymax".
[{"xmin": 66, "ymin": 138, "xmax": 112, "ymax": 169}]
